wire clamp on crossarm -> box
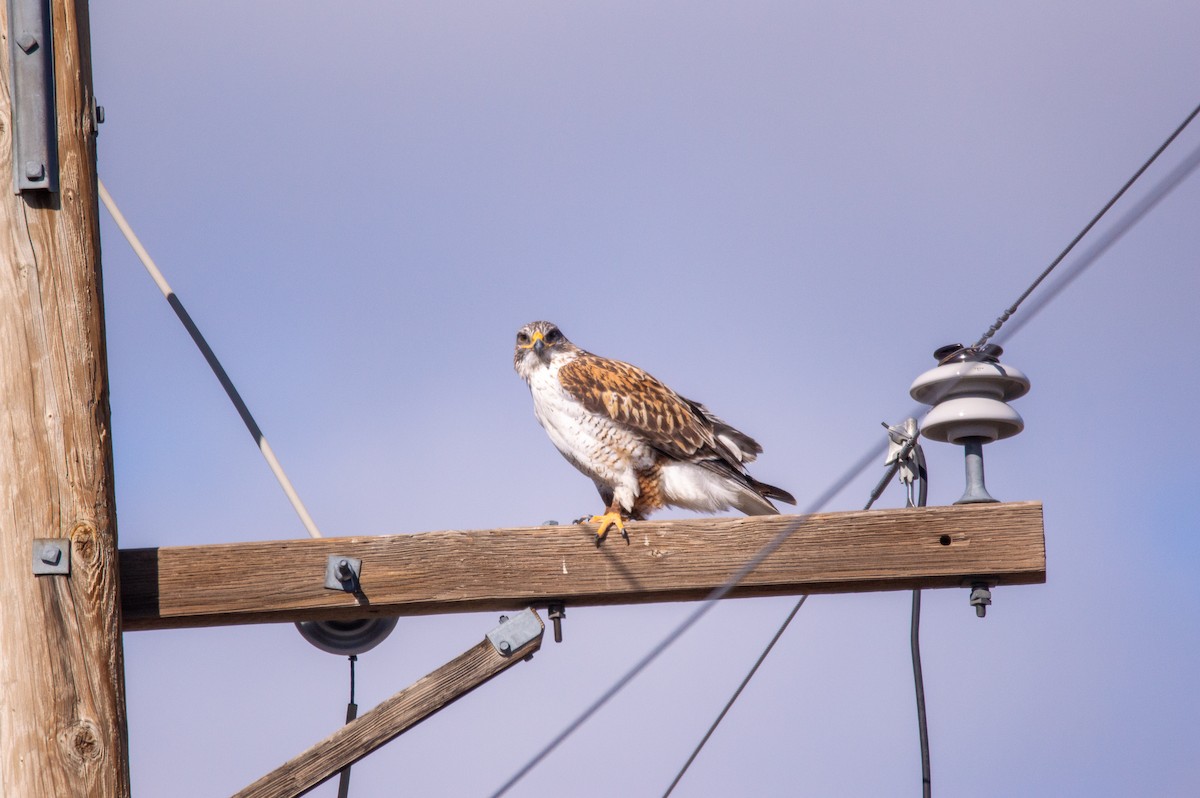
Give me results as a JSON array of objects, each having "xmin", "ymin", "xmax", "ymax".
[{"xmin": 884, "ymin": 418, "xmax": 924, "ymax": 507}]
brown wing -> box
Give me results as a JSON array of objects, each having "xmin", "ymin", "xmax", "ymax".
[
  {"xmin": 557, "ymin": 353, "xmax": 718, "ymax": 461},
  {"xmin": 559, "ymin": 352, "xmax": 795, "ymax": 510}
]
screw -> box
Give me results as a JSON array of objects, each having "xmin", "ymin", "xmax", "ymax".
[
  {"xmin": 335, "ymin": 559, "xmax": 354, "ymax": 582},
  {"xmin": 39, "ymin": 543, "xmax": 61, "ymax": 566},
  {"xmin": 499, "ymin": 640, "xmax": 512, "ymax": 654},
  {"xmin": 548, "ymin": 602, "xmax": 566, "ymax": 643},
  {"xmin": 969, "ymin": 583, "xmax": 992, "ymax": 618}
]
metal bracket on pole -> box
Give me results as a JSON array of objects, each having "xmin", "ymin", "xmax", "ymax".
[
  {"xmin": 32, "ymin": 539, "xmax": 70, "ymax": 576},
  {"xmin": 487, "ymin": 609, "xmax": 544, "ymax": 657},
  {"xmin": 6, "ymin": 0, "xmax": 59, "ymax": 193}
]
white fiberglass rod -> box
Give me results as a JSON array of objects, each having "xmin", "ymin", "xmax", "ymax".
[{"xmin": 98, "ymin": 178, "xmax": 323, "ymax": 539}]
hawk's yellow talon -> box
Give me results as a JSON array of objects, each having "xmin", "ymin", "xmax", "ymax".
[{"xmin": 588, "ymin": 511, "xmax": 627, "ymax": 546}]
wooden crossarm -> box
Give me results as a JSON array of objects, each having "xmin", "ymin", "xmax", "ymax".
[{"xmin": 120, "ymin": 502, "xmax": 1045, "ymax": 631}]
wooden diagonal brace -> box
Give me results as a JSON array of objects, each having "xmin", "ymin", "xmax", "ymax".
[{"xmin": 231, "ymin": 609, "xmax": 544, "ymax": 798}]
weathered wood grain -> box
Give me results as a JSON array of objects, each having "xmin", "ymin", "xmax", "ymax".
[
  {"xmin": 232, "ymin": 614, "xmax": 543, "ymax": 798},
  {"xmin": 122, "ymin": 502, "xmax": 1044, "ymax": 631},
  {"xmin": 0, "ymin": 2, "xmax": 130, "ymax": 796}
]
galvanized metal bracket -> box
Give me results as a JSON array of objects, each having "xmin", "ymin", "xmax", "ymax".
[
  {"xmin": 32, "ymin": 539, "xmax": 70, "ymax": 576},
  {"xmin": 324, "ymin": 555, "xmax": 362, "ymax": 591},
  {"xmin": 487, "ymin": 608, "xmax": 544, "ymax": 657},
  {"xmin": 6, "ymin": 0, "xmax": 59, "ymax": 193}
]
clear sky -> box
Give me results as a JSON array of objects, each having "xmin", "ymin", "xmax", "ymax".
[{"xmin": 89, "ymin": 2, "xmax": 1199, "ymax": 796}]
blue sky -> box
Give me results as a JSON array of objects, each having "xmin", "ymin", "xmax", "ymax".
[{"xmin": 90, "ymin": 2, "xmax": 1199, "ymax": 795}]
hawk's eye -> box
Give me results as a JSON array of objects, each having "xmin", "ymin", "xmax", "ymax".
[
  {"xmin": 516, "ymin": 331, "xmax": 530, "ymax": 345},
  {"xmin": 545, "ymin": 328, "xmax": 562, "ymax": 344}
]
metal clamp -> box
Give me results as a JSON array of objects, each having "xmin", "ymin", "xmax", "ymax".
[
  {"xmin": 487, "ymin": 609, "xmax": 544, "ymax": 657},
  {"xmin": 7, "ymin": 0, "xmax": 59, "ymax": 192},
  {"xmin": 32, "ymin": 539, "xmax": 70, "ymax": 576},
  {"xmin": 324, "ymin": 555, "xmax": 362, "ymax": 591}
]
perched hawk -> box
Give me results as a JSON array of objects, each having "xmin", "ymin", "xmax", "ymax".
[{"xmin": 514, "ymin": 320, "xmax": 795, "ymax": 544}]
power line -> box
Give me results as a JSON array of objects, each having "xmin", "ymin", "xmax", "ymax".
[
  {"xmin": 974, "ymin": 100, "xmax": 1200, "ymax": 349},
  {"xmin": 488, "ymin": 112, "xmax": 1200, "ymax": 793},
  {"xmin": 994, "ymin": 139, "xmax": 1200, "ymax": 347},
  {"xmin": 908, "ymin": 446, "xmax": 931, "ymax": 798},
  {"xmin": 488, "ymin": 440, "xmax": 887, "ymax": 798},
  {"xmin": 661, "ymin": 595, "xmax": 808, "ymax": 798},
  {"xmin": 661, "ymin": 427, "xmax": 937, "ymax": 798},
  {"xmin": 101, "ymin": 101, "xmax": 1195, "ymax": 798}
]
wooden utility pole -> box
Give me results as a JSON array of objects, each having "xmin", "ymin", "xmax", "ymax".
[{"xmin": 0, "ymin": 1, "xmax": 130, "ymax": 796}]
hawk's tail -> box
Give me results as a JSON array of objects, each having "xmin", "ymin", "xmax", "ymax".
[
  {"xmin": 728, "ymin": 473, "xmax": 796, "ymax": 516},
  {"xmin": 752, "ymin": 477, "xmax": 796, "ymax": 507}
]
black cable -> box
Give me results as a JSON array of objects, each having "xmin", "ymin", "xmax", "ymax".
[
  {"xmin": 993, "ymin": 139, "xmax": 1200, "ymax": 348},
  {"xmin": 864, "ymin": 430, "xmax": 932, "ymax": 797},
  {"xmin": 337, "ymin": 655, "xmax": 359, "ymax": 798},
  {"xmin": 910, "ymin": 590, "xmax": 929, "ymax": 795},
  {"xmin": 662, "ymin": 433, "xmax": 928, "ymax": 797},
  {"xmin": 909, "ymin": 446, "xmax": 931, "ymax": 798},
  {"xmin": 488, "ymin": 439, "xmax": 888, "ymax": 798},
  {"xmin": 974, "ymin": 100, "xmax": 1200, "ymax": 348},
  {"xmin": 659, "ymin": 441, "xmax": 910, "ymax": 797},
  {"xmin": 661, "ymin": 595, "xmax": 808, "ymax": 797},
  {"xmin": 490, "ymin": 105, "xmax": 1200, "ymax": 797}
]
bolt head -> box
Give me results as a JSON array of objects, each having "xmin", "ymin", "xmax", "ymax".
[
  {"xmin": 16, "ymin": 33, "xmax": 38, "ymax": 53},
  {"xmin": 39, "ymin": 544, "xmax": 62, "ymax": 565},
  {"xmin": 25, "ymin": 161, "xmax": 46, "ymax": 181},
  {"xmin": 499, "ymin": 640, "xmax": 512, "ymax": 654}
]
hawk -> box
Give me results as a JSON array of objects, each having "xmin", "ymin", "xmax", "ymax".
[{"xmin": 513, "ymin": 320, "xmax": 795, "ymax": 544}]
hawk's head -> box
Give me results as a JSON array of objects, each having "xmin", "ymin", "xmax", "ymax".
[{"xmin": 513, "ymin": 320, "xmax": 576, "ymax": 379}]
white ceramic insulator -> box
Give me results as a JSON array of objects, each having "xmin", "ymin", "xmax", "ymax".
[
  {"xmin": 920, "ymin": 396, "xmax": 1023, "ymax": 443},
  {"xmin": 910, "ymin": 358, "xmax": 1030, "ymax": 444}
]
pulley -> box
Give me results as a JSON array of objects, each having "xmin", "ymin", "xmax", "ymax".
[{"xmin": 295, "ymin": 617, "xmax": 398, "ymax": 656}]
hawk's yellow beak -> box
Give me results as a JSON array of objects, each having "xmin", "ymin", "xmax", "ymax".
[{"xmin": 531, "ymin": 330, "xmax": 545, "ymax": 355}]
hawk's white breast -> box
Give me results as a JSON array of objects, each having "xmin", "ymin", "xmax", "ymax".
[{"xmin": 525, "ymin": 355, "xmax": 653, "ymax": 511}]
